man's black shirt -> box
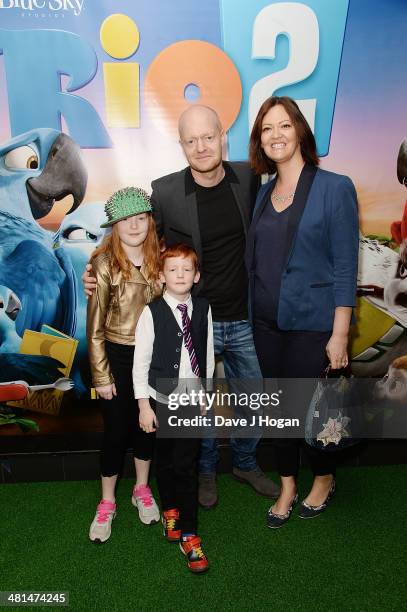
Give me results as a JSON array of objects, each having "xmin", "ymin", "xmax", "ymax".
[{"xmin": 193, "ymin": 171, "xmax": 249, "ymax": 321}]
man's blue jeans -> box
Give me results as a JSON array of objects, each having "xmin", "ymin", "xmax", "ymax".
[{"xmin": 199, "ymin": 320, "xmax": 262, "ymax": 473}]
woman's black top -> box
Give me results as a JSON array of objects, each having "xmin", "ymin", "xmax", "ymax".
[{"xmin": 253, "ymin": 199, "xmax": 291, "ymax": 322}]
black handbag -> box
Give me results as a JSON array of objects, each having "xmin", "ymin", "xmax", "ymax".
[{"xmin": 305, "ymin": 366, "xmax": 361, "ymax": 452}]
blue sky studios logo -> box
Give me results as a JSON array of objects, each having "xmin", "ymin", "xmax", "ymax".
[{"xmin": 0, "ymin": 0, "xmax": 84, "ymax": 16}]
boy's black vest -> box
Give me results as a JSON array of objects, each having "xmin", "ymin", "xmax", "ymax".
[{"xmin": 148, "ymin": 296, "xmax": 209, "ymax": 395}]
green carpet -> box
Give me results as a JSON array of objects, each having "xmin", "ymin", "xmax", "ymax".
[{"xmin": 1, "ymin": 466, "xmax": 406, "ymax": 612}]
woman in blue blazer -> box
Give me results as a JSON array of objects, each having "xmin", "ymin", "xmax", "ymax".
[{"xmin": 245, "ymin": 96, "xmax": 359, "ymax": 527}]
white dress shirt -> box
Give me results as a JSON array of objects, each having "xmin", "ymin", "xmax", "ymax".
[{"xmin": 133, "ymin": 291, "xmax": 214, "ymax": 401}]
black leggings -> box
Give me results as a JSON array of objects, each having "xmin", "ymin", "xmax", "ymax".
[
  {"xmin": 253, "ymin": 319, "xmax": 336, "ymax": 478},
  {"xmin": 99, "ymin": 341, "xmax": 155, "ymax": 477}
]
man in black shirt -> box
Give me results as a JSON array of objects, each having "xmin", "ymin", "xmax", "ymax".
[{"xmin": 150, "ymin": 105, "xmax": 280, "ymax": 507}]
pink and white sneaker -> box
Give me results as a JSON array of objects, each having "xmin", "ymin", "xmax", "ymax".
[
  {"xmin": 131, "ymin": 485, "xmax": 160, "ymax": 525},
  {"xmin": 89, "ymin": 499, "xmax": 116, "ymax": 543}
]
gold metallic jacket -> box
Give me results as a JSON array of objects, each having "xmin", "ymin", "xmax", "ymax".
[{"xmin": 86, "ymin": 253, "xmax": 162, "ymax": 387}]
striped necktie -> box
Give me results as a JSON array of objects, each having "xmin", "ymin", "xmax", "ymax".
[{"xmin": 177, "ymin": 303, "xmax": 201, "ymax": 377}]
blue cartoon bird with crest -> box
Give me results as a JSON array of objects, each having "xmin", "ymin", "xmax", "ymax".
[{"xmin": 0, "ymin": 128, "xmax": 87, "ymax": 386}]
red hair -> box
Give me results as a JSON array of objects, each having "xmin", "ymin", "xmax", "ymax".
[
  {"xmin": 160, "ymin": 244, "xmax": 199, "ymax": 271},
  {"xmin": 91, "ymin": 213, "xmax": 160, "ymax": 282}
]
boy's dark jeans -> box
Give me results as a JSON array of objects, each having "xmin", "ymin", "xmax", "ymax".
[{"xmin": 151, "ymin": 399, "xmax": 200, "ymax": 533}]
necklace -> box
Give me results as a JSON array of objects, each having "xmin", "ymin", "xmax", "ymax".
[{"xmin": 271, "ymin": 190, "xmax": 295, "ymax": 203}]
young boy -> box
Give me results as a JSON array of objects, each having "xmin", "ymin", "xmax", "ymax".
[{"xmin": 133, "ymin": 244, "xmax": 214, "ymax": 573}]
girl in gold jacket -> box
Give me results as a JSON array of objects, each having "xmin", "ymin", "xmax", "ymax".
[{"xmin": 86, "ymin": 187, "xmax": 162, "ymax": 543}]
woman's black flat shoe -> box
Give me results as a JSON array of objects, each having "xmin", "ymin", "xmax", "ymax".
[
  {"xmin": 266, "ymin": 494, "xmax": 298, "ymax": 529},
  {"xmin": 298, "ymin": 479, "xmax": 336, "ymax": 519}
]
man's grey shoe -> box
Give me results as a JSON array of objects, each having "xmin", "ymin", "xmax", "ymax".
[
  {"xmin": 198, "ymin": 473, "xmax": 218, "ymax": 509},
  {"xmin": 232, "ymin": 467, "xmax": 280, "ymax": 498}
]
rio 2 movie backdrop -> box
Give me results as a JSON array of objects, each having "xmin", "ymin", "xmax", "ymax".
[{"xmin": 0, "ymin": 0, "xmax": 406, "ymax": 450}]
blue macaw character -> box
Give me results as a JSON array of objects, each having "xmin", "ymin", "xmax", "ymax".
[
  {"xmin": 0, "ymin": 354, "xmax": 65, "ymax": 386},
  {"xmin": 0, "ymin": 286, "xmax": 22, "ymax": 353},
  {"xmin": 0, "ymin": 128, "xmax": 87, "ymax": 336},
  {"xmin": 56, "ymin": 201, "xmax": 108, "ymax": 390},
  {"xmin": 0, "ymin": 128, "xmax": 87, "ymax": 384},
  {"xmin": 58, "ymin": 200, "xmax": 108, "ymax": 258}
]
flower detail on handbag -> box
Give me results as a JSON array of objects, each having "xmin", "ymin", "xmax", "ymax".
[{"xmin": 317, "ymin": 413, "xmax": 351, "ymax": 446}]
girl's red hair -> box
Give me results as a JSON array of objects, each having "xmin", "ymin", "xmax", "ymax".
[{"xmin": 91, "ymin": 214, "xmax": 160, "ymax": 281}]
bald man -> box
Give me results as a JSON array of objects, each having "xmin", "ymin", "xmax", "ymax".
[{"xmin": 150, "ymin": 105, "xmax": 280, "ymax": 506}]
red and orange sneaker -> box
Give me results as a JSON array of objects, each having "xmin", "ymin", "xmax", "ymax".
[
  {"xmin": 162, "ymin": 508, "xmax": 181, "ymax": 542},
  {"xmin": 179, "ymin": 535, "xmax": 209, "ymax": 573}
]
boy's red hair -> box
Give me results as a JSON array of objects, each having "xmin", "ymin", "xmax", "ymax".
[{"xmin": 160, "ymin": 244, "xmax": 199, "ymax": 270}]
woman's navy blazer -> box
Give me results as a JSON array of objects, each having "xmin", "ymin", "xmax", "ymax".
[{"xmin": 245, "ymin": 164, "xmax": 359, "ymax": 332}]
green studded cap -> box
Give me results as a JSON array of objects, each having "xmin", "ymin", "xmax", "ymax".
[{"xmin": 100, "ymin": 186, "xmax": 153, "ymax": 228}]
